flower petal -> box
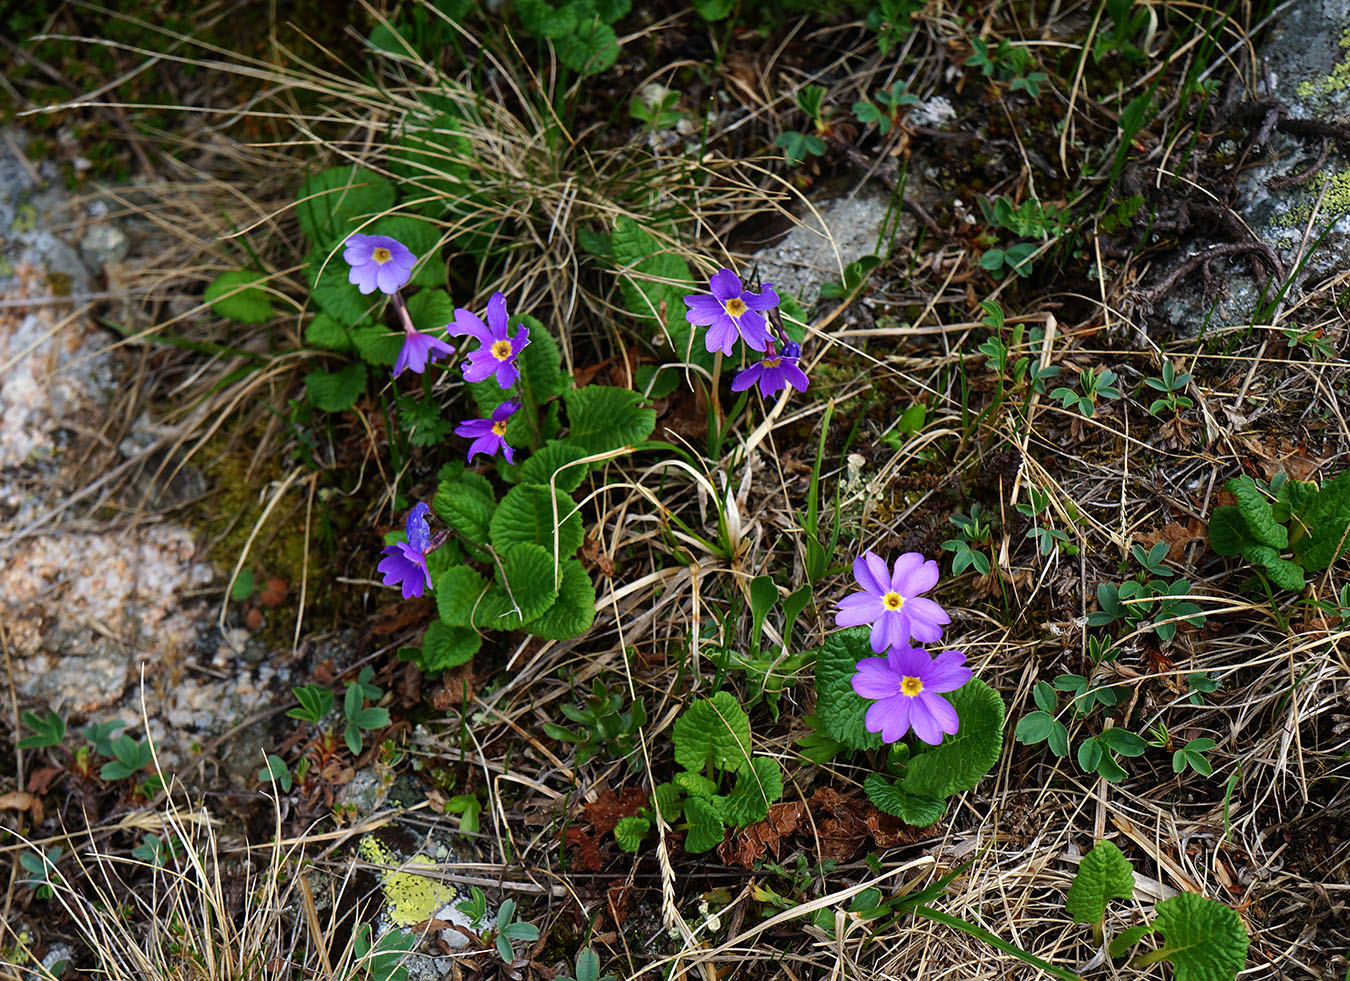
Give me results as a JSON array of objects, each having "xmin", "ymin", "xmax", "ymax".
[
  {"xmin": 350, "ymin": 264, "xmax": 380, "ymax": 294},
  {"xmin": 492, "ymin": 400, "xmax": 521, "ymax": 422},
  {"xmin": 918, "ymin": 692, "xmax": 960, "ymax": 740},
  {"xmin": 493, "ymin": 360, "xmax": 520, "ymax": 389},
  {"xmin": 730, "ymin": 364, "xmax": 762, "ymax": 392},
  {"xmin": 405, "ymin": 504, "xmax": 431, "ymax": 552},
  {"xmin": 742, "ymin": 283, "xmax": 780, "ymax": 310},
  {"xmin": 835, "ymin": 592, "xmax": 883, "ymax": 627},
  {"xmin": 454, "ymin": 418, "xmax": 492, "ymax": 438},
  {"xmin": 924, "ymin": 650, "xmax": 973, "ymax": 693},
  {"xmin": 466, "ymin": 432, "xmax": 501, "ymax": 462},
  {"xmin": 451, "ymin": 309, "xmax": 494, "ymax": 345},
  {"xmin": 886, "ymin": 642, "xmax": 930, "ymax": 677},
  {"xmin": 709, "ymin": 268, "xmax": 742, "ymax": 301},
  {"xmin": 683, "ymin": 294, "xmax": 724, "ymax": 325},
  {"xmin": 870, "ymin": 612, "xmax": 905, "ymax": 653},
  {"xmin": 462, "ymin": 356, "xmax": 497, "ymax": 383},
  {"xmin": 704, "ymin": 315, "xmax": 738, "ymax": 355},
  {"xmin": 865, "ymin": 696, "xmax": 908, "ymax": 742},
  {"xmin": 854, "ymin": 551, "xmax": 889, "ymax": 595},
  {"xmin": 907, "ymin": 695, "xmax": 946, "ymax": 745},
  {"xmin": 736, "ymin": 309, "xmax": 772, "ymax": 351},
  {"xmin": 375, "ymin": 260, "xmax": 409, "ymax": 295},
  {"xmin": 895, "ymin": 555, "xmax": 940, "ymax": 596},
  {"xmin": 485, "ymin": 292, "xmax": 509, "ymax": 336},
  {"xmin": 782, "ymin": 362, "xmax": 810, "ymax": 392},
  {"xmin": 907, "ymin": 611, "xmax": 945, "ymax": 645},
  {"xmin": 889, "ymin": 552, "xmax": 924, "ymax": 592},
  {"xmin": 905, "ymin": 596, "xmax": 951, "ymax": 636},
  {"xmin": 851, "ymin": 658, "xmax": 901, "ymax": 699}
]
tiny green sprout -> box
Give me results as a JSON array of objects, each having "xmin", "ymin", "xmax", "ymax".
[
  {"xmin": 1051, "ymin": 367, "xmax": 1123, "ymax": 418},
  {"xmin": 132, "ymin": 833, "xmax": 181, "ymax": 868},
  {"xmin": 342, "ymin": 669, "xmax": 391, "ymax": 756},
  {"xmin": 554, "ymin": 948, "xmax": 616, "ymax": 981},
  {"xmin": 1013, "ymin": 680, "xmax": 1069, "ymax": 757},
  {"xmin": 492, "ymin": 898, "xmax": 539, "ymax": 964},
  {"xmin": 1087, "ymin": 634, "xmax": 1120, "ymax": 663},
  {"xmin": 83, "ymin": 719, "xmax": 125, "ymax": 758},
  {"xmin": 352, "ymin": 923, "xmax": 416, "ymax": 981},
  {"xmin": 230, "ymin": 567, "xmax": 257, "ymax": 602},
  {"xmin": 1143, "ymin": 360, "xmax": 1194, "ymax": 416},
  {"xmin": 258, "ymin": 754, "xmax": 293, "ymax": 793},
  {"xmin": 17, "ymin": 710, "xmax": 66, "ymax": 750},
  {"xmin": 20, "ymin": 846, "xmax": 63, "ymax": 899},
  {"xmin": 942, "ymin": 504, "xmax": 993, "ymax": 575},
  {"xmin": 1186, "ymin": 672, "xmax": 1221, "ymax": 705},
  {"xmin": 774, "ymin": 131, "xmax": 827, "ymax": 166},
  {"xmin": 455, "ymin": 885, "xmax": 488, "ymax": 925},
  {"xmin": 1172, "ymin": 737, "xmax": 1217, "ymax": 776},
  {"xmin": 865, "ymin": 0, "xmax": 921, "ymax": 55},
  {"xmin": 100, "ymin": 734, "xmax": 155, "ymax": 780},
  {"xmin": 288, "ymin": 684, "xmax": 334, "ymax": 725},
  {"xmin": 443, "ymin": 793, "xmax": 481, "ymax": 833},
  {"xmin": 1145, "ymin": 721, "xmax": 1170, "ymax": 749}
]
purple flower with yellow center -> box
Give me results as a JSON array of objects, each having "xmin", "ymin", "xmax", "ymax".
[
  {"xmin": 684, "ymin": 269, "xmax": 779, "ymax": 355},
  {"xmin": 377, "ymin": 502, "xmax": 435, "ymax": 599},
  {"xmin": 455, "ymin": 400, "xmax": 520, "ymax": 464},
  {"xmin": 452, "ymin": 292, "xmax": 530, "ymax": 389},
  {"xmin": 731, "ymin": 341, "xmax": 809, "ymax": 399},
  {"xmin": 851, "ymin": 643, "xmax": 972, "ymax": 744},
  {"xmin": 835, "ymin": 550, "xmax": 950, "ymax": 652},
  {"xmin": 343, "ymin": 233, "xmax": 417, "ymax": 295}
]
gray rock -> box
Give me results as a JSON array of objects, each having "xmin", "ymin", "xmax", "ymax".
[
  {"xmin": 80, "ymin": 223, "xmax": 129, "ymax": 273},
  {"xmin": 751, "ymin": 184, "xmax": 912, "ymax": 303}
]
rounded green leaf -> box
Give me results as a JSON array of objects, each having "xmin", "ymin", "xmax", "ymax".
[
  {"xmin": 812, "ymin": 627, "xmax": 884, "ymax": 751},
  {"xmin": 434, "ymin": 466, "xmax": 497, "ymax": 548},
  {"xmin": 503, "ymin": 440, "xmax": 593, "ymax": 492},
  {"xmin": 418, "ymin": 619, "xmax": 481, "ymax": 672},
  {"xmin": 682, "ymin": 795, "xmax": 724, "ymax": 853},
  {"xmin": 479, "ymin": 543, "xmax": 560, "ymax": 628},
  {"xmin": 1151, "ymin": 892, "xmax": 1248, "ymax": 981},
  {"xmin": 490, "ymin": 482, "xmax": 583, "ymax": 558},
  {"xmin": 296, "ymin": 166, "xmax": 395, "ymax": 246},
  {"xmin": 672, "ymin": 691, "xmax": 753, "ymax": 775},
  {"xmin": 901, "ymin": 679, "xmax": 1006, "ymax": 799},
  {"xmin": 436, "ymin": 565, "xmax": 490, "ymax": 626},
  {"xmin": 520, "ymin": 558, "xmax": 595, "ymax": 640},
  {"xmin": 863, "ymin": 773, "xmax": 946, "ymax": 827},
  {"xmin": 562, "ymin": 385, "xmax": 657, "ymax": 453},
  {"xmin": 1065, "ymin": 839, "xmax": 1135, "ymax": 924},
  {"xmin": 305, "ymin": 313, "xmax": 355, "ymax": 352},
  {"xmin": 205, "ymin": 271, "xmax": 273, "ymax": 323},
  {"xmin": 305, "ymin": 363, "xmax": 367, "ymax": 412}
]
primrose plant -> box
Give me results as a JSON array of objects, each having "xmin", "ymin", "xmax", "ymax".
[{"xmin": 809, "ymin": 551, "xmax": 1006, "ymax": 826}]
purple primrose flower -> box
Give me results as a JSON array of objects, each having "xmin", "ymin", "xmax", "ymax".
[
  {"xmin": 684, "ymin": 268, "xmax": 778, "ymax": 356},
  {"xmin": 731, "ymin": 341, "xmax": 809, "ymax": 399},
  {"xmin": 452, "ymin": 292, "xmax": 530, "ymax": 389},
  {"xmin": 835, "ymin": 551, "xmax": 950, "ymax": 652},
  {"xmin": 455, "ymin": 400, "xmax": 520, "ymax": 464},
  {"xmin": 377, "ymin": 502, "xmax": 435, "ymax": 599},
  {"xmin": 394, "ymin": 329, "xmax": 454, "ymax": 377},
  {"xmin": 851, "ymin": 643, "xmax": 972, "ymax": 745},
  {"xmin": 343, "ymin": 233, "xmax": 417, "ymax": 295}
]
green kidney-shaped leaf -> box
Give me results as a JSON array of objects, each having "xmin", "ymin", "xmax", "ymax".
[
  {"xmin": 520, "ymin": 558, "xmax": 595, "ymax": 640},
  {"xmin": 305, "ymin": 363, "xmax": 367, "ymax": 412},
  {"xmin": 563, "ymin": 385, "xmax": 657, "ymax": 454},
  {"xmin": 1064, "ymin": 839, "xmax": 1135, "ymax": 925},
  {"xmin": 435, "ymin": 565, "xmax": 490, "ymax": 627},
  {"xmin": 406, "ymin": 288, "xmax": 456, "ymax": 335},
  {"xmin": 555, "ymin": 17, "xmax": 619, "ymax": 75},
  {"xmin": 863, "ymin": 773, "xmax": 946, "ymax": 827},
  {"xmin": 715, "ymin": 756, "xmax": 782, "ymax": 827},
  {"xmin": 682, "ymin": 795, "xmax": 724, "ymax": 853},
  {"xmin": 813, "ymin": 627, "xmax": 884, "ymax": 751},
  {"xmin": 672, "ymin": 770, "xmax": 717, "ymax": 799},
  {"xmin": 672, "ymin": 691, "xmax": 753, "ymax": 775},
  {"xmin": 1290, "ymin": 468, "xmax": 1350, "ymax": 569},
  {"xmin": 901, "ymin": 679, "xmax": 1005, "ymax": 799},
  {"xmin": 1240, "ymin": 544, "xmax": 1306, "ymax": 592},
  {"xmin": 613, "ymin": 815, "xmax": 650, "ymax": 853},
  {"xmin": 1206, "ymin": 506, "xmax": 1251, "ymax": 557},
  {"xmin": 296, "ymin": 166, "xmax": 395, "ymax": 246},
  {"xmin": 434, "ymin": 464, "xmax": 496, "ymax": 549},
  {"xmin": 477, "ymin": 543, "xmax": 560, "ymax": 629},
  {"xmin": 1227, "ymin": 475, "xmax": 1287, "ymax": 549},
  {"xmin": 205, "ymin": 270, "xmax": 273, "ymax": 323},
  {"xmin": 305, "ymin": 313, "xmax": 356, "ymax": 352},
  {"xmin": 1151, "ymin": 892, "xmax": 1248, "ymax": 981},
  {"xmin": 502, "ymin": 440, "xmax": 593, "ymax": 491},
  {"xmin": 419, "ymin": 619, "xmax": 481, "ymax": 672},
  {"xmin": 308, "ymin": 247, "xmax": 379, "ymax": 328},
  {"xmin": 350, "ymin": 325, "xmax": 404, "ymax": 367},
  {"xmin": 489, "ymin": 482, "xmax": 583, "ymax": 559}
]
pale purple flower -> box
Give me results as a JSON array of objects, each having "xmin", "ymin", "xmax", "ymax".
[
  {"xmin": 731, "ymin": 341, "xmax": 809, "ymax": 399},
  {"xmin": 377, "ymin": 502, "xmax": 434, "ymax": 598},
  {"xmin": 394, "ymin": 329, "xmax": 454, "ymax": 377},
  {"xmin": 836, "ymin": 551, "xmax": 950, "ymax": 652},
  {"xmin": 684, "ymin": 269, "xmax": 778, "ymax": 355},
  {"xmin": 455, "ymin": 400, "xmax": 520, "ymax": 463},
  {"xmin": 851, "ymin": 643, "xmax": 972, "ymax": 744},
  {"xmin": 451, "ymin": 292, "xmax": 530, "ymax": 389},
  {"xmin": 343, "ymin": 234, "xmax": 416, "ymax": 295}
]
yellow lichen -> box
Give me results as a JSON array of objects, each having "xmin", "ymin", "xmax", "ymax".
[
  {"xmin": 358, "ymin": 835, "xmax": 457, "ymax": 927},
  {"xmin": 1296, "ymin": 25, "xmax": 1350, "ymax": 100},
  {"xmin": 1269, "ymin": 168, "xmax": 1350, "ymax": 228}
]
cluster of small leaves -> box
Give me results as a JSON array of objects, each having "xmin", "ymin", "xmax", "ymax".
[
  {"xmin": 20, "ymin": 846, "xmax": 63, "ymax": 899},
  {"xmin": 1089, "ymin": 541, "xmax": 1206, "ymax": 642},
  {"xmin": 1017, "ymin": 486, "xmax": 1075, "ymax": 557},
  {"xmin": 343, "ymin": 667, "xmax": 391, "ymax": 756},
  {"xmin": 978, "ymin": 195, "xmax": 1072, "ymax": 278},
  {"xmin": 352, "ymin": 923, "xmax": 417, "ymax": 981},
  {"xmin": 26, "ymin": 714, "xmax": 163, "ymax": 790},
  {"xmin": 1143, "ymin": 360, "xmax": 1193, "ymax": 416},
  {"xmin": 976, "ymin": 301, "xmax": 1062, "ymax": 397},
  {"xmin": 852, "ymin": 82, "xmax": 920, "ymax": 135},
  {"xmin": 864, "ymin": 0, "xmax": 923, "ymax": 55},
  {"xmin": 966, "ymin": 37, "xmax": 1049, "ymax": 97},
  {"xmin": 708, "ymin": 576, "xmax": 813, "ymax": 717},
  {"xmin": 819, "ymin": 254, "xmax": 882, "ymax": 302},
  {"xmin": 812, "ymin": 628, "xmax": 1005, "ymax": 827},
  {"xmin": 1092, "ymin": 0, "xmax": 1151, "ymax": 64},
  {"xmin": 488, "ymin": 898, "xmax": 540, "ymax": 964},
  {"xmin": 1013, "ymin": 678, "xmax": 1146, "ymax": 782},
  {"xmin": 775, "ymin": 85, "xmax": 831, "ymax": 165},
  {"xmin": 623, "ymin": 692, "xmax": 785, "ymax": 854},
  {"xmin": 513, "ymin": 0, "xmax": 630, "ymax": 76},
  {"xmin": 543, "ymin": 679, "xmax": 647, "ymax": 772},
  {"xmin": 1051, "ymin": 367, "xmax": 1123, "ymax": 418},
  {"xmin": 1065, "ymin": 840, "xmax": 1248, "ymax": 979},
  {"xmin": 1209, "ymin": 469, "xmax": 1350, "ymax": 592},
  {"xmin": 942, "ymin": 503, "xmax": 994, "ymax": 575}
]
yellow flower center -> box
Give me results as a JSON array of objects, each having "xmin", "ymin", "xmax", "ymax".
[
  {"xmin": 724, "ymin": 297, "xmax": 748, "ymax": 317},
  {"xmin": 882, "ymin": 591, "xmax": 905, "ymax": 611},
  {"xmin": 491, "ymin": 420, "xmax": 508, "ymax": 437},
  {"xmin": 372, "ymin": 247, "xmax": 392, "ymax": 264},
  {"xmin": 763, "ymin": 357, "xmax": 782, "ymax": 368},
  {"xmin": 900, "ymin": 676, "xmax": 924, "ymax": 697},
  {"xmin": 491, "ymin": 339, "xmax": 513, "ymax": 361}
]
